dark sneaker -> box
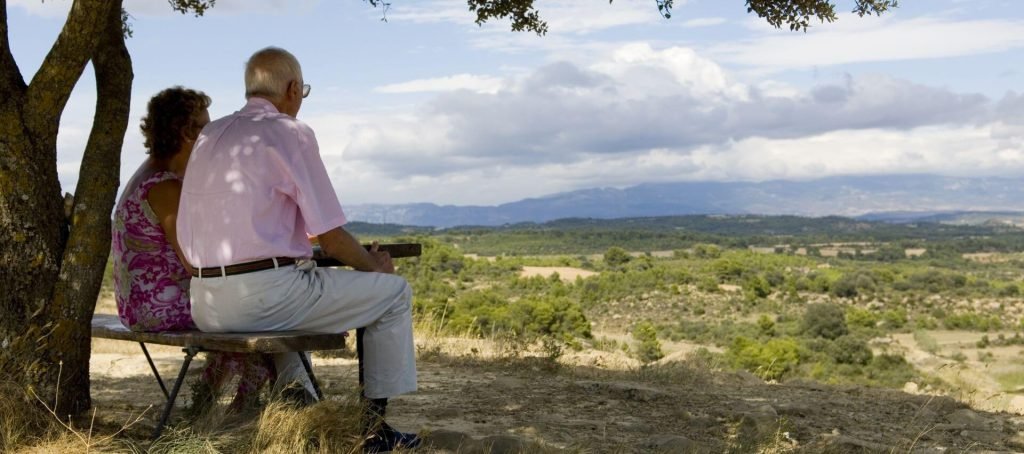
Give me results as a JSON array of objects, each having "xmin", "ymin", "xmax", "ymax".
[{"xmin": 363, "ymin": 422, "xmax": 421, "ymax": 453}]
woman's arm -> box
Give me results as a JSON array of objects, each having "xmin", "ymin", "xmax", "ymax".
[{"xmin": 147, "ymin": 179, "xmax": 194, "ymax": 275}]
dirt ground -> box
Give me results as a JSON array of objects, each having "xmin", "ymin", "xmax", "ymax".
[
  {"xmin": 519, "ymin": 266, "xmax": 598, "ymax": 281},
  {"xmin": 87, "ymin": 293, "xmax": 1024, "ymax": 452},
  {"xmin": 89, "ymin": 329, "xmax": 1024, "ymax": 453},
  {"xmin": 891, "ymin": 330, "xmax": 1024, "ymax": 415}
]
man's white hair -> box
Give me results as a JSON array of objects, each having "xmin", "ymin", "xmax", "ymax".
[{"xmin": 245, "ymin": 47, "xmax": 303, "ymax": 100}]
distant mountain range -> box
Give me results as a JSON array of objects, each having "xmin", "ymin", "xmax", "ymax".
[{"xmin": 346, "ymin": 174, "xmax": 1024, "ymax": 228}]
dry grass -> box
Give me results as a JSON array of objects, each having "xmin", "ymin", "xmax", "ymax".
[
  {"xmin": 148, "ymin": 400, "xmax": 365, "ymax": 454},
  {"xmin": 0, "ymin": 380, "xmax": 143, "ymax": 453},
  {"xmin": 0, "ymin": 382, "xmax": 56, "ymax": 452}
]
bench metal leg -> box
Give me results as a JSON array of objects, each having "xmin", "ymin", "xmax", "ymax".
[
  {"xmin": 297, "ymin": 351, "xmax": 324, "ymax": 401},
  {"xmin": 152, "ymin": 346, "xmax": 199, "ymax": 440},
  {"xmin": 139, "ymin": 342, "xmax": 170, "ymax": 400},
  {"xmin": 357, "ymin": 327, "xmax": 366, "ymax": 388}
]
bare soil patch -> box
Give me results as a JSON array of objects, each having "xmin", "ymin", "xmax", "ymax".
[{"xmin": 519, "ymin": 266, "xmax": 598, "ymax": 281}]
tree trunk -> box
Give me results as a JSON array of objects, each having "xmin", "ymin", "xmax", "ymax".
[
  {"xmin": 46, "ymin": 0, "xmax": 131, "ymax": 415},
  {"xmin": 0, "ymin": 0, "xmax": 118, "ymax": 416}
]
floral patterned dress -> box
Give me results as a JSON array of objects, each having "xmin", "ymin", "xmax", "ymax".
[{"xmin": 112, "ymin": 170, "xmax": 273, "ymax": 399}]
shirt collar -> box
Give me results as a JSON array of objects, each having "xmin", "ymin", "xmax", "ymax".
[{"xmin": 241, "ymin": 97, "xmax": 280, "ymax": 115}]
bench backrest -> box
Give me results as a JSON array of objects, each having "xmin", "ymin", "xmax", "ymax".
[{"xmin": 91, "ymin": 314, "xmax": 347, "ymax": 353}]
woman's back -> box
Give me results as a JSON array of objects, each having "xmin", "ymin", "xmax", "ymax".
[{"xmin": 112, "ymin": 170, "xmax": 193, "ymax": 332}]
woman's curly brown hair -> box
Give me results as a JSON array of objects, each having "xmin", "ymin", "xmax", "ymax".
[{"xmin": 140, "ymin": 86, "xmax": 211, "ymax": 160}]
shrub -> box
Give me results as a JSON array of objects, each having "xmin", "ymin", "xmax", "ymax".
[
  {"xmin": 757, "ymin": 314, "xmax": 776, "ymax": 337},
  {"xmin": 831, "ymin": 271, "xmax": 876, "ymax": 298},
  {"xmin": 880, "ymin": 308, "xmax": 908, "ymax": 330},
  {"xmin": 944, "ymin": 312, "xmax": 1003, "ymax": 332},
  {"xmin": 977, "ymin": 335, "xmax": 991, "ymax": 349},
  {"xmin": 439, "ymin": 291, "xmax": 592, "ymax": 340},
  {"xmin": 711, "ymin": 258, "xmax": 745, "ymax": 281},
  {"xmin": 603, "ymin": 247, "xmax": 632, "ymax": 267},
  {"xmin": 693, "ymin": 243, "xmax": 721, "ymax": 259},
  {"xmin": 846, "ymin": 307, "xmax": 879, "ymax": 329},
  {"xmin": 744, "ymin": 274, "xmax": 772, "ymax": 300},
  {"xmin": 697, "ymin": 276, "xmax": 720, "ymax": 293},
  {"xmin": 999, "ymin": 284, "xmax": 1020, "ymax": 297},
  {"xmin": 829, "ymin": 336, "xmax": 873, "ymax": 365},
  {"xmin": 802, "ymin": 303, "xmax": 849, "ymax": 340},
  {"xmin": 864, "ymin": 354, "xmax": 918, "ymax": 387},
  {"xmin": 633, "ymin": 321, "xmax": 665, "ymax": 364},
  {"xmin": 727, "ymin": 336, "xmax": 802, "ymax": 381}
]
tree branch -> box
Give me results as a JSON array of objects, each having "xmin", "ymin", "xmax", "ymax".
[{"xmin": 25, "ymin": 0, "xmax": 109, "ymax": 136}]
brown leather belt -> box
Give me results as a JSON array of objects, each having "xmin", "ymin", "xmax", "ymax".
[{"xmin": 191, "ymin": 257, "xmax": 297, "ymax": 278}]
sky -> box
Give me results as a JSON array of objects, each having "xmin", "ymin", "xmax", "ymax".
[{"xmin": 7, "ymin": 0, "xmax": 1024, "ymax": 206}]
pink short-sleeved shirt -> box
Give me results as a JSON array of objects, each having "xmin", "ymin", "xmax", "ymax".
[{"xmin": 177, "ymin": 98, "xmax": 347, "ymax": 268}]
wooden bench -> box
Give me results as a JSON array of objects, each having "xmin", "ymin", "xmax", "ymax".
[{"xmin": 91, "ymin": 243, "xmax": 421, "ymax": 439}]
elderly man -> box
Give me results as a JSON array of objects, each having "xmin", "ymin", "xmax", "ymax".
[{"xmin": 178, "ymin": 47, "xmax": 419, "ymax": 452}]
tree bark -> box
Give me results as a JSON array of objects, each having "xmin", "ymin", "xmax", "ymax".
[{"xmin": 0, "ymin": 0, "xmax": 115, "ymax": 416}]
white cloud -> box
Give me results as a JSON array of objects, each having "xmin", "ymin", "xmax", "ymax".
[
  {"xmin": 292, "ymin": 42, "xmax": 1015, "ymax": 206},
  {"xmin": 682, "ymin": 17, "xmax": 726, "ymax": 28},
  {"xmin": 591, "ymin": 43, "xmax": 747, "ymax": 101},
  {"xmin": 322, "ymin": 124, "xmax": 1022, "ymax": 206},
  {"xmin": 374, "ymin": 74, "xmax": 505, "ymax": 94},
  {"xmin": 713, "ymin": 15, "xmax": 1024, "ymax": 70}
]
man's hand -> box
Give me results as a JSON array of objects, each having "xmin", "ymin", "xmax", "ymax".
[
  {"xmin": 368, "ymin": 241, "xmax": 395, "ymax": 274},
  {"xmin": 318, "ymin": 227, "xmax": 394, "ymax": 273}
]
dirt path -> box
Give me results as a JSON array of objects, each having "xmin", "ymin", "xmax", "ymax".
[{"xmin": 891, "ymin": 331, "xmax": 1024, "ymax": 415}]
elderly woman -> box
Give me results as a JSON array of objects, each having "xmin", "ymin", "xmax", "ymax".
[{"xmin": 111, "ymin": 86, "xmax": 273, "ymax": 411}]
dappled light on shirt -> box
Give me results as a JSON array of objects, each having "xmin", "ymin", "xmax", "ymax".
[{"xmin": 178, "ymin": 97, "xmax": 347, "ymax": 267}]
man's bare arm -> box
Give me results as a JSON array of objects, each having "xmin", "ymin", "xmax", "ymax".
[{"xmin": 317, "ymin": 226, "xmax": 394, "ymax": 273}]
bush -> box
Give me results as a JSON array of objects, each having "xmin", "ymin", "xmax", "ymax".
[
  {"xmin": 438, "ymin": 291, "xmax": 591, "ymax": 340},
  {"xmin": 944, "ymin": 312, "xmax": 1003, "ymax": 332},
  {"xmin": 633, "ymin": 321, "xmax": 664, "ymax": 364},
  {"xmin": 757, "ymin": 314, "xmax": 776, "ymax": 337},
  {"xmin": 880, "ymin": 309, "xmax": 908, "ymax": 330},
  {"xmin": 802, "ymin": 303, "xmax": 849, "ymax": 340},
  {"xmin": 864, "ymin": 354, "xmax": 918, "ymax": 387},
  {"xmin": 744, "ymin": 274, "xmax": 772, "ymax": 300},
  {"xmin": 829, "ymin": 336, "xmax": 873, "ymax": 365},
  {"xmin": 603, "ymin": 247, "xmax": 632, "ymax": 267},
  {"xmin": 727, "ymin": 336, "xmax": 802, "ymax": 381},
  {"xmin": 693, "ymin": 243, "xmax": 721, "ymax": 259},
  {"xmin": 697, "ymin": 276, "xmax": 720, "ymax": 293},
  {"xmin": 831, "ymin": 271, "xmax": 876, "ymax": 298},
  {"xmin": 711, "ymin": 258, "xmax": 745, "ymax": 281},
  {"xmin": 846, "ymin": 307, "xmax": 879, "ymax": 329},
  {"xmin": 999, "ymin": 284, "xmax": 1021, "ymax": 297}
]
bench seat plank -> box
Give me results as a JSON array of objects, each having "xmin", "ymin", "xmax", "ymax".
[{"xmin": 91, "ymin": 314, "xmax": 346, "ymax": 353}]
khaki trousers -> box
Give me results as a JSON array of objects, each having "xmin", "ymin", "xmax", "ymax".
[{"xmin": 189, "ymin": 260, "xmax": 417, "ymax": 399}]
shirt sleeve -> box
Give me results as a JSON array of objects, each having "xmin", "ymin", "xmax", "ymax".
[{"xmin": 283, "ymin": 121, "xmax": 348, "ymax": 236}]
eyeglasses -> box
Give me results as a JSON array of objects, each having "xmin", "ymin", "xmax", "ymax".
[{"xmin": 302, "ymin": 83, "xmax": 311, "ymax": 98}]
